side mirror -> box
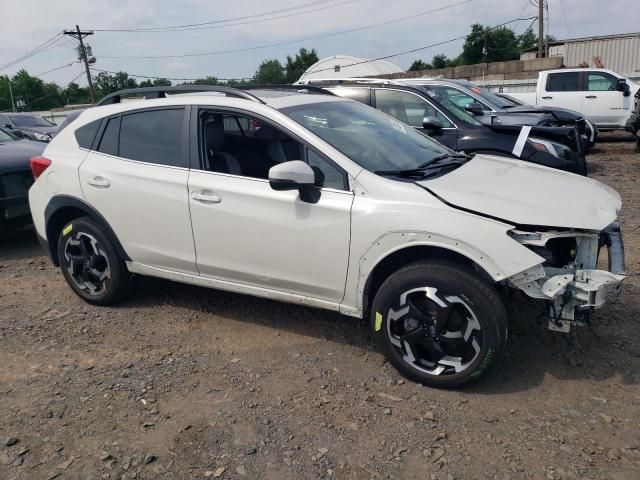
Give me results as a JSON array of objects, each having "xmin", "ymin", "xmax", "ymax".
[
  {"xmin": 422, "ymin": 116, "xmax": 444, "ymax": 136},
  {"xmin": 464, "ymin": 102, "xmax": 486, "ymax": 115},
  {"xmin": 617, "ymin": 79, "xmax": 631, "ymax": 96},
  {"xmin": 1, "ymin": 123, "xmax": 12, "ymax": 129},
  {"xmin": 269, "ymin": 160, "xmax": 319, "ymax": 202}
]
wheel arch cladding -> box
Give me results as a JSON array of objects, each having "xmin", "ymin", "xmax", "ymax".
[
  {"xmin": 361, "ymin": 243, "xmax": 496, "ymax": 317},
  {"xmin": 44, "ymin": 195, "xmax": 130, "ymax": 267}
]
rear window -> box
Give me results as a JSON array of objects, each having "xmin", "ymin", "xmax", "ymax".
[
  {"xmin": 119, "ymin": 109, "xmax": 186, "ymax": 167},
  {"xmin": 547, "ymin": 72, "xmax": 580, "ymax": 92},
  {"xmin": 74, "ymin": 120, "xmax": 101, "ymax": 149}
]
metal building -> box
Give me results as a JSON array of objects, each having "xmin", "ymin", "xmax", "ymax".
[{"xmin": 521, "ymin": 32, "xmax": 640, "ymax": 80}]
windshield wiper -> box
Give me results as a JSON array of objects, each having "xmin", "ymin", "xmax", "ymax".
[{"xmin": 375, "ymin": 153, "xmax": 473, "ymax": 178}]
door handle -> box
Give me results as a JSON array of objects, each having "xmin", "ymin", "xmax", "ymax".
[
  {"xmin": 191, "ymin": 191, "xmax": 222, "ymax": 204},
  {"xmin": 86, "ymin": 176, "xmax": 110, "ymax": 188},
  {"xmin": 542, "ymin": 96, "xmax": 553, "ymax": 100},
  {"xmin": 585, "ymin": 95, "xmax": 597, "ymax": 99}
]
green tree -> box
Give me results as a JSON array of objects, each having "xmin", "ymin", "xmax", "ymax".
[
  {"xmin": 192, "ymin": 76, "xmax": 220, "ymax": 85},
  {"xmin": 408, "ymin": 60, "xmax": 431, "ymax": 72},
  {"xmin": 519, "ymin": 28, "xmax": 537, "ymax": 52},
  {"xmin": 461, "ymin": 23, "xmax": 486, "ymax": 64},
  {"xmin": 431, "ymin": 54, "xmax": 457, "ymax": 69},
  {"xmin": 61, "ymin": 82, "xmax": 92, "ymax": 105},
  {"xmin": 461, "ymin": 24, "xmax": 528, "ymax": 64},
  {"xmin": 7, "ymin": 70, "xmax": 62, "ymax": 110},
  {"xmin": 94, "ymin": 71, "xmax": 138, "ymax": 96},
  {"xmin": 253, "ymin": 59, "xmax": 286, "ymax": 84},
  {"xmin": 284, "ymin": 48, "xmax": 319, "ymax": 83}
]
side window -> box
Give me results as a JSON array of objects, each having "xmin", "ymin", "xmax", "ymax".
[
  {"xmin": 75, "ymin": 120, "xmax": 101, "ymax": 149},
  {"xmin": 547, "ymin": 72, "xmax": 580, "ymax": 92},
  {"xmin": 587, "ymin": 72, "xmax": 617, "ymax": 91},
  {"xmin": 429, "ymin": 86, "xmax": 487, "ymax": 110},
  {"xmin": 200, "ymin": 110, "xmax": 304, "ymax": 180},
  {"xmin": 307, "ymin": 149, "xmax": 347, "ymax": 190},
  {"xmin": 328, "ymin": 87, "xmax": 369, "ymax": 105},
  {"xmin": 374, "ymin": 90, "xmax": 453, "ymax": 128},
  {"xmin": 97, "ymin": 117, "xmax": 120, "ymax": 156},
  {"xmin": 119, "ymin": 109, "xmax": 186, "ymax": 167}
]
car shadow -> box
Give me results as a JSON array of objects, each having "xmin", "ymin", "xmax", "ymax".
[
  {"xmin": 123, "ymin": 275, "xmax": 640, "ymax": 394},
  {"xmin": 0, "ymin": 226, "xmax": 42, "ymax": 261}
]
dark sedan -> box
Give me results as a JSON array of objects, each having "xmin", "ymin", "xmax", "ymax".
[
  {"xmin": 0, "ymin": 112, "xmax": 58, "ymax": 142},
  {"xmin": 312, "ymin": 82, "xmax": 587, "ymax": 175},
  {"xmin": 0, "ymin": 127, "xmax": 44, "ymax": 234}
]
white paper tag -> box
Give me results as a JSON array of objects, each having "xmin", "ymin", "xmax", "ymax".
[{"xmin": 512, "ymin": 125, "xmax": 532, "ymax": 158}]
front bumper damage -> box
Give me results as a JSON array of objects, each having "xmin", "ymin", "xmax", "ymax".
[{"xmin": 507, "ymin": 223, "xmax": 625, "ymax": 332}]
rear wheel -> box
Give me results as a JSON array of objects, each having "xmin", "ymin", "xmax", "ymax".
[
  {"xmin": 57, "ymin": 217, "xmax": 132, "ymax": 305},
  {"xmin": 371, "ymin": 260, "xmax": 507, "ymax": 388}
]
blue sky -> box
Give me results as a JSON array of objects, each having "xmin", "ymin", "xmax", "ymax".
[{"xmin": 0, "ymin": 0, "xmax": 635, "ymax": 86}]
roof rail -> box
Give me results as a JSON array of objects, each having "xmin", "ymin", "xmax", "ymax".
[
  {"xmin": 294, "ymin": 77, "xmax": 402, "ymax": 85},
  {"xmin": 96, "ymin": 85, "xmax": 266, "ymax": 106},
  {"xmin": 241, "ymin": 84, "xmax": 336, "ymax": 96}
]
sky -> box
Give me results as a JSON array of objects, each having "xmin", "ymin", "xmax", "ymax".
[{"xmin": 0, "ymin": 0, "xmax": 636, "ymax": 87}]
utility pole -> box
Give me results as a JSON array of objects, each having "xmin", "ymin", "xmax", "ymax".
[
  {"xmin": 63, "ymin": 25, "xmax": 96, "ymax": 103},
  {"xmin": 7, "ymin": 78, "xmax": 16, "ymax": 112},
  {"xmin": 538, "ymin": 0, "xmax": 544, "ymax": 58}
]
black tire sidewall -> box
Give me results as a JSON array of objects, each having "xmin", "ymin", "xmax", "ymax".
[
  {"xmin": 56, "ymin": 217, "xmax": 129, "ymax": 305},
  {"xmin": 371, "ymin": 261, "xmax": 507, "ymax": 388}
]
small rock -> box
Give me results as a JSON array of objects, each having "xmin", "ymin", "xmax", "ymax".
[
  {"xmin": 484, "ymin": 416, "xmax": 498, "ymax": 423},
  {"xmin": 12, "ymin": 456, "xmax": 24, "ymax": 467},
  {"xmin": 230, "ymin": 358, "xmax": 241, "ymax": 364},
  {"xmin": 383, "ymin": 408, "xmax": 392, "ymax": 415},
  {"xmin": 425, "ymin": 410, "xmax": 436, "ymax": 421},
  {"xmin": 236, "ymin": 465, "xmax": 247, "ymax": 476},
  {"xmin": 244, "ymin": 447, "xmax": 257, "ymax": 455},
  {"xmin": 432, "ymin": 448, "xmax": 445, "ymax": 462},
  {"xmin": 4, "ymin": 437, "xmax": 18, "ymax": 447},
  {"xmin": 213, "ymin": 466, "xmax": 226, "ymax": 477},
  {"xmin": 99, "ymin": 451, "xmax": 112, "ymax": 461},
  {"xmin": 143, "ymin": 453, "xmax": 157, "ymax": 464}
]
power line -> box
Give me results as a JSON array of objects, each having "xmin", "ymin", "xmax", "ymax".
[
  {"xmin": 36, "ymin": 61, "xmax": 78, "ymax": 77},
  {"xmin": 95, "ymin": 0, "xmax": 362, "ymax": 33},
  {"xmin": 558, "ymin": 0, "xmax": 572, "ymax": 37},
  {"xmin": 305, "ymin": 15, "xmax": 538, "ymax": 75},
  {"xmin": 99, "ymin": 0, "xmax": 473, "ymax": 59},
  {"xmin": 0, "ymin": 33, "xmax": 64, "ymax": 72},
  {"xmin": 93, "ymin": 0, "xmax": 350, "ymax": 32}
]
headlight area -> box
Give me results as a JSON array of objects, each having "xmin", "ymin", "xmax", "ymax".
[
  {"xmin": 527, "ymin": 137, "xmax": 574, "ymax": 160},
  {"xmin": 505, "ymin": 225, "xmax": 626, "ymax": 332},
  {"xmin": 31, "ymin": 132, "xmax": 52, "ymax": 142}
]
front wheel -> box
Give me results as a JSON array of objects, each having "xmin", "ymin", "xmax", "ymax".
[{"xmin": 371, "ymin": 260, "xmax": 508, "ymax": 388}]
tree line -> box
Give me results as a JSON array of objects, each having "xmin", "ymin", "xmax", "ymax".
[
  {"xmin": 408, "ymin": 24, "xmax": 555, "ymax": 71},
  {"xmin": 0, "ymin": 48, "xmax": 320, "ymax": 112}
]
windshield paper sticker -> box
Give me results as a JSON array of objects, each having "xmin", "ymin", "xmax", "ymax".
[
  {"xmin": 512, "ymin": 125, "xmax": 532, "ymax": 158},
  {"xmin": 390, "ymin": 119, "xmax": 406, "ymax": 134}
]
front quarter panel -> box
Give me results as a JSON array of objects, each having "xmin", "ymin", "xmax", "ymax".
[{"xmin": 340, "ymin": 171, "xmax": 545, "ymax": 316}]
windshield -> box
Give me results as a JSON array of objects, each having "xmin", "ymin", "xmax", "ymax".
[
  {"xmin": 423, "ymin": 90, "xmax": 482, "ymax": 126},
  {"xmin": 473, "ymin": 88, "xmax": 515, "ymax": 109},
  {"xmin": 0, "ymin": 129, "xmax": 16, "ymax": 142},
  {"xmin": 7, "ymin": 115, "xmax": 54, "ymax": 127},
  {"xmin": 280, "ymin": 100, "xmax": 451, "ymax": 173}
]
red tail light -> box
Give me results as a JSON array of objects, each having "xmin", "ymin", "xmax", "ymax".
[{"xmin": 30, "ymin": 156, "xmax": 52, "ymax": 179}]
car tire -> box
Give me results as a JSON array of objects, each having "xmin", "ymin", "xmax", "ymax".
[
  {"xmin": 56, "ymin": 217, "xmax": 132, "ymax": 305},
  {"xmin": 371, "ymin": 260, "xmax": 508, "ymax": 388}
]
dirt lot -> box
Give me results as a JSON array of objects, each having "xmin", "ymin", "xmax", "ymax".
[{"xmin": 1, "ymin": 138, "xmax": 639, "ymax": 480}]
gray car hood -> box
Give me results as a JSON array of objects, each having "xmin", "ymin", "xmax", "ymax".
[{"xmin": 418, "ymin": 155, "xmax": 621, "ymax": 231}]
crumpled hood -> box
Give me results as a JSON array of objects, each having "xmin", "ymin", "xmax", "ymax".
[
  {"xmin": 418, "ymin": 155, "xmax": 621, "ymax": 231},
  {"xmin": 0, "ymin": 140, "xmax": 45, "ymax": 174}
]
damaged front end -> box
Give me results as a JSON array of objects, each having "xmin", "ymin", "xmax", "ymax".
[{"xmin": 507, "ymin": 223, "xmax": 625, "ymax": 332}]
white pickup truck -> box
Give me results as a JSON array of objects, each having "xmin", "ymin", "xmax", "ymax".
[{"xmin": 509, "ymin": 68, "xmax": 640, "ymax": 131}]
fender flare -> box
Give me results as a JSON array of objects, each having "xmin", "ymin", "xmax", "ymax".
[
  {"xmin": 354, "ymin": 230, "xmax": 508, "ymax": 313},
  {"xmin": 44, "ymin": 195, "xmax": 130, "ymax": 266}
]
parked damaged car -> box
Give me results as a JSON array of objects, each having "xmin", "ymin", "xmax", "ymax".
[
  {"xmin": 0, "ymin": 112, "xmax": 58, "ymax": 143},
  {"xmin": 29, "ymin": 85, "xmax": 625, "ymax": 387},
  {"xmin": 305, "ymin": 81, "xmax": 588, "ymax": 175},
  {"xmin": 0, "ymin": 127, "xmax": 45, "ymax": 233}
]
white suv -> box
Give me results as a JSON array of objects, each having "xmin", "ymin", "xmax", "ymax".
[{"xmin": 28, "ymin": 86, "xmax": 625, "ymax": 387}]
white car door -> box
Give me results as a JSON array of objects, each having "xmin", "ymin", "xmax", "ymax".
[
  {"xmin": 539, "ymin": 72, "xmax": 583, "ymax": 113},
  {"xmin": 582, "ymin": 71, "xmax": 633, "ymax": 128},
  {"xmin": 187, "ymin": 109, "xmax": 353, "ymax": 303},
  {"xmin": 79, "ymin": 107, "xmax": 197, "ymax": 274}
]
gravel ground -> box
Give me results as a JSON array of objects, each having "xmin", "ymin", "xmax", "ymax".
[{"xmin": 1, "ymin": 138, "xmax": 639, "ymax": 480}]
